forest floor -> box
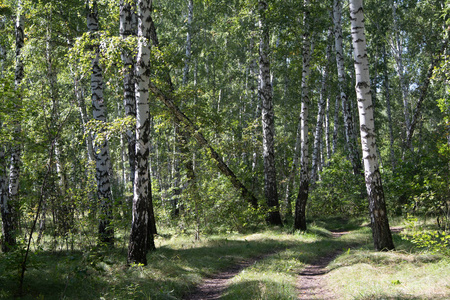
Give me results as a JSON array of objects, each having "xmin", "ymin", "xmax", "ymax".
[
  {"xmin": 185, "ymin": 231, "xmax": 351, "ymax": 300},
  {"xmin": 1, "ymin": 218, "xmax": 449, "ymax": 299}
]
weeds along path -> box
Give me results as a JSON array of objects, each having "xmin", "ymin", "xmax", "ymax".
[{"xmin": 183, "ymin": 252, "xmax": 276, "ymax": 300}]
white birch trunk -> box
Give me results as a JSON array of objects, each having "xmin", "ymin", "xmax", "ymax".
[
  {"xmin": 87, "ymin": 0, "xmax": 114, "ymax": 246},
  {"xmin": 334, "ymin": 0, "xmax": 361, "ymax": 175},
  {"xmin": 332, "ymin": 95, "xmax": 339, "ymax": 154},
  {"xmin": 0, "ymin": 30, "xmax": 15, "ymax": 252},
  {"xmin": 311, "ymin": 69, "xmax": 327, "ymax": 183},
  {"xmin": 120, "ymin": 0, "xmax": 138, "ymax": 188},
  {"xmin": 350, "ymin": 0, "xmax": 394, "ymax": 251},
  {"xmin": 311, "ymin": 28, "xmax": 332, "ymax": 182},
  {"xmin": 259, "ymin": 1, "xmax": 282, "ymax": 226},
  {"xmin": 294, "ymin": 0, "xmax": 312, "ymax": 231},
  {"xmin": 325, "ymin": 91, "xmax": 331, "ymax": 161},
  {"xmin": 1, "ymin": 141, "xmax": 15, "ymax": 252},
  {"xmin": 9, "ymin": 0, "xmax": 24, "ymax": 231},
  {"xmin": 128, "ymin": 0, "xmax": 154, "ymax": 265}
]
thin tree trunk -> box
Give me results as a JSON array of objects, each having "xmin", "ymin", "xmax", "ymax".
[
  {"xmin": 405, "ymin": 44, "xmax": 446, "ymax": 150},
  {"xmin": 294, "ymin": 0, "xmax": 312, "ymax": 231},
  {"xmin": 311, "ymin": 68, "xmax": 327, "ymax": 184},
  {"xmin": 87, "ymin": 1, "xmax": 114, "ymax": 246},
  {"xmin": 334, "ymin": 0, "xmax": 361, "ymax": 175},
  {"xmin": 382, "ymin": 45, "xmax": 396, "ymax": 169},
  {"xmin": 350, "ymin": 0, "xmax": 394, "ymax": 251},
  {"xmin": 120, "ymin": 0, "xmax": 138, "ymax": 189},
  {"xmin": 1, "ymin": 142, "xmax": 15, "ymax": 252},
  {"xmin": 128, "ymin": 0, "xmax": 154, "ymax": 265},
  {"xmin": 0, "ymin": 23, "xmax": 15, "ymax": 252},
  {"xmin": 74, "ymin": 77, "xmax": 95, "ymax": 163},
  {"xmin": 390, "ymin": 0, "xmax": 411, "ymax": 151},
  {"xmin": 332, "ymin": 95, "xmax": 339, "ymax": 154},
  {"xmin": 311, "ymin": 28, "xmax": 332, "ymax": 182},
  {"xmin": 259, "ymin": 1, "xmax": 282, "ymax": 226},
  {"xmin": 325, "ymin": 91, "xmax": 331, "ymax": 161},
  {"xmin": 8, "ymin": 0, "xmax": 25, "ymax": 236}
]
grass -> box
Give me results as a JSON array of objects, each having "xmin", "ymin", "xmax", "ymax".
[{"xmin": 1, "ymin": 217, "xmax": 448, "ymax": 299}]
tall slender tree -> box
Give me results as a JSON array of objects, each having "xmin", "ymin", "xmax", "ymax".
[
  {"xmin": 311, "ymin": 27, "xmax": 332, "ymax": 182},
  {"xmin": 259, "ymin": 1, "xmax": 282, "ymax": 226},
  {"xmin": 128, "ymin": 0, "xmax": 154, "ymax": 265},
  {"xmin": 333, "ymin": 0, "xmax": 361, "ymax": 175},
  {"xmin": 349, "ymin": 0, "xmax": 394, "ymax": 251},
  {"xmin": 87, "ymin": 0, "xmax": 114, "ymax": 246},
  {"xmin": 120, "ymin": 0, "xmax": 138, "ymax": 189},
  {"xmin": 294, "ymin": 0, "xmax": 312, "ymax": 231},
  {"xmin": 1, "ymin": 0, "xmax": 25, "ymax": 252}
]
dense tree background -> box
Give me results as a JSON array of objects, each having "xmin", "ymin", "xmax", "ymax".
[{"xmin": 0, "ymin": 0, "xmax": 449, "ymax": 276}]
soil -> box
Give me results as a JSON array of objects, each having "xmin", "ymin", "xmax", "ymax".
[
  {"xmin": 182, "ymin": 253, "xmax": 275, "ymax": 300},
  {"xmin": 183, "ymin": 231, "xmax": 355, "ymax": 300}
]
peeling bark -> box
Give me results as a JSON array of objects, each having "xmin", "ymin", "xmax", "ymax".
[
  {"xmin": 128, "ymin": 0, "xmax": 154, "ymax": 265},
  {"xmin": 87, "ymin": 0, "xmax": 114, "ymax": 246},
  {"xmin": 350, "ymin": 0, "xmax": 394, "ymax": 251}
]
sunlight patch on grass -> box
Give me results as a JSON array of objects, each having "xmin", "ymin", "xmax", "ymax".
[{"xmin": 327, "ymin": 253, "xmax": 450, "ymax": 299}]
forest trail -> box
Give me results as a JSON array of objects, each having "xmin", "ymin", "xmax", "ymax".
[
  {"xmin": 184, "ymin": 231, "xmax": 351, "ymax": 300},
  {"xmin": 183, "ymin": 252, "xmax": 275, "ymax": 300}
]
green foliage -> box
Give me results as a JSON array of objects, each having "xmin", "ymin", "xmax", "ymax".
[{"xmin": 308, "ymin": 154, "xmax": 366, "ymax": 218}]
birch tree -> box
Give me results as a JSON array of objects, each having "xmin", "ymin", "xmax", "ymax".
[
  {"xmin": 333, "ymin": 0, "xmax": 361, "ymax": 175},
  {"xmin": 294, "ymin": 0, "xmax": 312, "ymax": 231},
  {"xmin": 128, "ymin": 0, "xmax": 154, "ymax": 265},
  {"xmin": 349, "ymin": 0, "xmax": 394, "ymax": 251},
  {"xmin": 120, "ymin": 0, "xmax": 137, "ymax": 188},
  {"xmin": 1, "ymin": 140, "xmax": 14, "ymax": 252},
  {"xmin": 259, "ymin": 1, "xmax": 282, "ymax": 226},
  {"xmin": 1, "ymin": 0, "xmax": 24, "ymax": 252},
  {"xmin": 311, "ymin": 28, "xmax": 332, "ymax": 183},
  {"xmin": 87, "ymin": 0, "xmax": 114, "ymax": 246}
]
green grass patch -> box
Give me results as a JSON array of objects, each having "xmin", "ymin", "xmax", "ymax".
[
  {"xmin": 221, "ymin": 227, "xmax": 370, "ymax": 300},
  {"xmin": 326, "ymin": 230, "xmax": 450, "ymax": 300},
  {"xmin": 2, "ymin": 218, "xmax": 447, "ymax": 299}
]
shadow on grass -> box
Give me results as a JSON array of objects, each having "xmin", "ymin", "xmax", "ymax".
[{"xmin": 0, "ymin": 229, "xmax": 367, "ymax": 300}]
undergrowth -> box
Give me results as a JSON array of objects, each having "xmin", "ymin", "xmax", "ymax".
[{"xmin": 1, "ymin": 217, "xmax": 448, "ymax": 299}]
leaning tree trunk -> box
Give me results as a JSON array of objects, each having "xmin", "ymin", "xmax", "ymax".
[
  {"xmin": 120, "ymin": 0, "xmax": 138, "ymax": 189},
  {"xmin": 87, "ymin": 0, "xmax": 114, "ymax": 246},
  {"xmin": 333, "ymin": 0, "xmax": 361, "ymax": 175},
  {"xmin": 259, "ymin": 1, "xmax": 282, "ymax": 226},
  {"xmin": 143, "ymin": 7, "xmax": 259, "ymax": 208},
  {"xmin": 294, "ymin": 0, "xmax": 312, "ymax": 231},
  {"xmin": 349, "ymin": 0, "xmax": 395, "ymax": 251},
  {"xmin": 128, "ymin": 0, "xmax": 154, "ymax": 266}
]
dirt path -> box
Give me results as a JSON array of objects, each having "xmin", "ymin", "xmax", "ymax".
[
  {"xmin": 183, "ymin": 231, "xmax": 358, "ymax": 300},
  {"xmin": 183, "ymin": 253, "xmax": 275, "ymax": 300},
  {"xmin": 295, "ymin": 231, "xmax": 349, "ymax": 300},
  {"xmin": 295, "ymin": 249, "xmax": 340, "ymax": 300}
]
